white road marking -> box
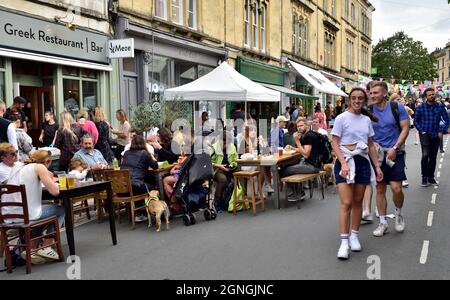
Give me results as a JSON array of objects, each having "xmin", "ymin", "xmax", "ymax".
[
  {"xmin": 434, "ymin": 186, "xmax": 439, "ymax": 189},
  {"xmin": 437, "ymin": 172, "xmax": 441, "ymax": 178},
  {"xmin": 427, "ymin": 211, "xmax": 434, "ymax": 227},
  {"xmin": 439, "ymin": 164, "xmax": 442, "ymax": 169},
  {"xmin": 431, "ymin": 193, "xmax": 437, "ymax": 204},
  {"xmin": 440, "ymin": 158, "xmax": 444, "ymax": 163},
  {"xmin": 420, "ymin": 241, "xmax": 430, "ymax": 265}
]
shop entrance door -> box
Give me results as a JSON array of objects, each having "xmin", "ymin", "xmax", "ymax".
[{"xmin": 20, "ymin": 86, "xmax": 55, "ymax": 146}]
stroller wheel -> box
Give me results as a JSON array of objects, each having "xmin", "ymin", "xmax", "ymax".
[
  {"xmin": 189, "ymin": 213, "xmax": 196, "ymax": 225},
  {"xmin": 210, "ymin": 210, "xmax": 217, "ymax": 220},
  {"xmin": 204, "ymin": 209, "xmax": 212, "ymax": 221},
  {"xmin": 183, "ymin": 214, "xmax": 191, "ymax": 226}
]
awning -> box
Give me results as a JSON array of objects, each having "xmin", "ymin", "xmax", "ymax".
[
  {"xmin": 289, "ymin": 60, "xmax": 347, "ymax": 97},
  {"xmin": 319, "ymin": 70, "xmax": 345, "ymax": 81},
  {"xmin": 0, "ymin": 47, "xmax": 112, "ymax": 72},
  {"xmin": 260, "ymin": 83, "xmax": 319, "ymax": 100}
]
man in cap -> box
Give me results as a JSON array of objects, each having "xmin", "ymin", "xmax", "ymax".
[{"xmin": 5, "ymin": 96, "xmax": 28, "ymax": 132}]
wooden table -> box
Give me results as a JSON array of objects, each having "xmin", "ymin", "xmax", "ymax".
[
  {"xmin": 42, "ymin": 181, "xmax": 116, "ymax": 257},
  {"xmin": 237, "ymin": 153, "xmax": 302, "ymax": 209},
  {"xmin": 148, "ymin": 165, "xmax": 174, "ymax": 200}
]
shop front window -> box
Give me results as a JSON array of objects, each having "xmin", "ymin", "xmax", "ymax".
[
  {"xmin": 149, "ymin": 55, "xmax": 170, "ymax": 102},
  {"xmin": 0, "ymin": 72, "xmax": 5, "ymax": 103},
  {"xmin": 0, "ymin": 57, "xmax": 4, "ymax": 68},
  {"xmin": 198, "ymin": 65, "xmax": 214, "ymax": 78},
  {"xmin": 63, "ymin": 66, "xmax": 79, "ymax": 77},
  {"xmin": 82, "ymin": 81, "xmax": 97, "ymax": 119},
  {"xmin": 63, "ymin": 79, "xmax": 80, "ymax": 116},
  {"xmin": 81, "ymin": 68, "xmax": 98, "ymax": 79}
]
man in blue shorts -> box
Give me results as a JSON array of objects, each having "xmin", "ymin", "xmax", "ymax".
[{"xmin": 369, "ymin": 82, "xmax": 410, "ymax": 237}]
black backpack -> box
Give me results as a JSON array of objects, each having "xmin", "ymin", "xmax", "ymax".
[{"xmin": 309, "ymin": 131, "xmax": 333, "ymax": 165}]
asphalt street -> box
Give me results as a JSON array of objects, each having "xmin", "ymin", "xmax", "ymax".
[{"xmin": 1, "ymin": 134, "xmax": 449, "ymax": 280}]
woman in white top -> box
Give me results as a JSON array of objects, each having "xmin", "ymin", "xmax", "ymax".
[
  {"xmin": 110, "ymin": 109, "xmax": 131, "ymax": 162},
  {"xmin": 331, "ymin": 88, "xmax": 383, "ymax": 260},
  {"xmin": 3, "ymin": 150, "xmax": 63, "ymax": 262}
]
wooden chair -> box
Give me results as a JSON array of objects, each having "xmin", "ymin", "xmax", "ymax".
[
  {"xmin": 104, "ymin": 170, "xmax": 148, "ymax": 229},
  {"xmin": 91, "ymin": 169, "xmax": 112, "ymax": 223},
  {"xmin": 0, "ymin": 184, "xmax": 64, "ymax": 274},
  {"xmin": 232, "ymin": 170, "xmax": 265, "ymax": 216}
]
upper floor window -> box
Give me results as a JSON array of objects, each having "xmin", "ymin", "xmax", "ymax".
[
  {"xmin": 323, "ymin": 0, "xmax": 327, "ymax": 12},
  {"xmin": 244, "ymin": 0, "xmax": 250, "ymax": 46},
  {"xmin": 187, "ymin": 0, "xmax": 197, "ymax": 29},
  {"xmin": 331, "ymin": 0, "xmax": 335, "ymax": 17},
  {"xmin": 324, "ymin": 30, "xmax": 336, "ymax": 68},
  {"xmin": 292, "ymin": 14, "xmax": 298, "ymax": 53},
  {"xmin": 171, "ymin": 0, "xmax": 183, "ymax": 25},
  {"xmin": 261, "ymin": 4, "xmax": 266, "ymax": 51},
  {"xmin": 155, "ymin": 0, "xmax": 168, "ymax": 19},
  {"xmin": 344, "ymin": 0, "xmax": 349, "ymax": 19},
  {"xmin": 252, "ymin": 1, "xmax": 259, "ymax": 49},
  {"xmin": 292, "ymin": 13, "xmax": 309, "ymax": 59},
  {"xmin": 351, "ymin": 3, "xmax": 355, "ymax": 25}
]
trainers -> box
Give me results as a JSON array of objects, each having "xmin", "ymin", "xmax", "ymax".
[
  {"xmin": 373, "ymin": 223, "xmax": 390, "ymax": 237},
  {"xmin": 361, "ymin": 213, "xmax": 374, "ymax": 224},
  {"xmin": 440, "ymin": 149, "xmax": 445, "ymax": 153},
  {"xmin": 36, "ymin": 247, "xmax": 60, "ymax": 261},
  {"xmin": 421, "ymin": 177, "xmax": 430, "ymax": 187},
  {"xmin": 288, "ymin": 191, "xmax": 306, "ymax": 202},
  {"xmin": 395, "ymin": 215, "xmax": 405, "ymax": 233},
  {"xmin": 402, "ymin": 180, "xmax": 409, "ymax": 188},
  {"xmin": 263, "ymin": 184, "xmax": 275, "ymax": 193},
  {"xmin": 428, "ymin": 178, "xmax": 439, "ymax": 186},
  {"xmin": 21, "ymin": 251, "xmax": 47, "ymax": 265},
  {"xmin": 337, "ymin": 244, "xmax": 350, "ymax": 260},
  {"xmin": 135, "ymin": 214, "xmax": 148, "ymax": 223},
  {"xmin": 349, "ymin": 235, "xmax": 362, "ymax": 252}
]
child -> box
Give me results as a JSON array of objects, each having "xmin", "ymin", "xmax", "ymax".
[
  {"xmin": 163, "ymin": 155, "xmax": 188, "ymax": 212},
  {"xmin": 69, "ymin": 157, "xmax": 88, "ymax": 181}
]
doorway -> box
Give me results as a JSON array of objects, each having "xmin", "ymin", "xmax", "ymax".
[{"xmin": 20, "ymin": 85, "xmax": 55, "ymax": 146}]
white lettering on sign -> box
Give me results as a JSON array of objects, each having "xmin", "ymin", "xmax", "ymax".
[{"xmin": 108, "ymin": 38, "xmax": 135, "ymax": 58}]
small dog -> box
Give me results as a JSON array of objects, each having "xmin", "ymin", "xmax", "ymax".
[{"xmin": 145, "ymin": 190, "xmax": 170, "ymax": 232}]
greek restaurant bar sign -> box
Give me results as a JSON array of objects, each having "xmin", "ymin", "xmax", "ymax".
[{"xmin": 0, "ymin": 9, "xmax": 108, "ymax": 64}]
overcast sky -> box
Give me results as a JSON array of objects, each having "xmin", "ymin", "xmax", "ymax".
[{"xmin": 371, "ymin": 0, "xmax": 450, "ymax": 52}]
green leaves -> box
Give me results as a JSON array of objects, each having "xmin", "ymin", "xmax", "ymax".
[
  {"xmin": 129, "ymin": 99, "xmax": 162, "ymax": 132},
  {"xmin": 372, "ymin": 31, "xmax": 438, "ymax": 82}
]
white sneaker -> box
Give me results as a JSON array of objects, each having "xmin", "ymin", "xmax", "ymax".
[
  {"xmin": 395, "ymin": 214, "xmax": 405, "ymax": 233},
  {"xmin": 373, "ymin": 223, "xmax": 389, "ymax": 237},
  {"xmin": 361, "ymin": 212, "xmax": 374, "ymax": 223},
  {"xmin": 402, "ymin": 181, "xmax": 409, "ymax": 188},
  {"xmin": 263, "ymin": 184, "xmax": 275, "ymax": 193},
  {"xmin": 135, "ymin": 214, "xmax": 148, "ymax": 223},
  {"xmin": 337, "ymin": 244, "xmax": 350, "ymax": 260},
  {"xmin": 349, "ymin": 235, "xmax": 362, "ymax": 252}
]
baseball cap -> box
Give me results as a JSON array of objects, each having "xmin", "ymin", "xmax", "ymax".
[{"xmin": 276, "ymin": 115, "xmax": 289, "ymax": 123}]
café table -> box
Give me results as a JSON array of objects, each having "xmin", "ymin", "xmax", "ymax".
[
  {"xmin": 237, "ymin": 153, "xmax": 302, "ymax": 209},
  {"xmin": 42, "ymin": 180, "xmax": 116, "ymax": 257},
  {"xmin": 148, "ymin": 164, "xmax": 174, "ymax": 201}
]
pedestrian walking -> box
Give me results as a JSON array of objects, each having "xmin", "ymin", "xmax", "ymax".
[
  {"xmin": 414, "ymin": 88, "xmax": 449, "ymax": 187},
  {"xmin": 331, "ymin": 88, "xmax": 383, "ymax": 260},
  {"xmin": 368, "ymin": 81, "xmax": 410, "ymax": 237}
]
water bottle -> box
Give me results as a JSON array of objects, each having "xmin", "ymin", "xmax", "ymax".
[{"xmin": 112, "ymin": 158, "xmax": 119, "ymax": 170}]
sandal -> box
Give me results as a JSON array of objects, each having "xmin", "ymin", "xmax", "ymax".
[{"xmin": 36, "ymin": 247, "xmax": 60, "ymax": 261}]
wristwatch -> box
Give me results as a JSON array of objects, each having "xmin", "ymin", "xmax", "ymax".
[{"xmin": 392, "ymin": 145, "xmax": 398, "ymax": 150}]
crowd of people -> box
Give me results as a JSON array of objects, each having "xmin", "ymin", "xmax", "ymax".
[{"xmin": 1, "ymin": 84, "xmax": 449, "ymax": 266}]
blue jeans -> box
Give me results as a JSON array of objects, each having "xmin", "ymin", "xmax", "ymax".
[{"xmin": 31, "ymin": 204, "xmax": 66, "ymax": 237}]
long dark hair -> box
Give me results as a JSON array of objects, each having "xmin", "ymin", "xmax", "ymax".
[
  {"xmin": 130, "ymin": 135, "xmax": 147, "ymax": 151},
  {"xmin": 348, "ymin": 88, "xmax": 379, "ymax": 123}
]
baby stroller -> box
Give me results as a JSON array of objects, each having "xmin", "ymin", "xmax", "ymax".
[{"xmin": 171, "ymin": 152, "xmax": 216, "ymax": 226}]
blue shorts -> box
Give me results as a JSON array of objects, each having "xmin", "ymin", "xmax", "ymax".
[
  {"xmin": 380, "ymin": 151, "xmax": 407, "ymax": 183},
  {"xmin": 335, "ymin": 155, "xmax": 371, "ymax": 185}
]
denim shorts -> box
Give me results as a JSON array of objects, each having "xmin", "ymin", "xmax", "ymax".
[
  {"xmin": 380, "ymin": 151, "xmax": 407, "ymax": 183},
  {"xmin": 334, "ymin": 155, "xmax": 371, "ymax": 185}
]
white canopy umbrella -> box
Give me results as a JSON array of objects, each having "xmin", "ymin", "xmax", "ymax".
[{"xmin": 164, "ymin": 61, "xmax": 280, "ymax": 102}]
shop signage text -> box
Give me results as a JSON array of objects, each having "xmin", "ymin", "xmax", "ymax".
[
  {"xmin": 0, "ymin": 10, "xmax": 108, "ymax": 64},
  {"xmin": 108, "ymin": 38, "xmax": 134, "ymax": 58}
]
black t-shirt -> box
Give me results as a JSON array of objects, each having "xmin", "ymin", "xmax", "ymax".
[
  {"xmin": 301, "ymin": 131, "xmax": 322, "ymax": 168},
  {"xmin": 42, "ymin": 122, "xmax": 59, "ymax": 146}
]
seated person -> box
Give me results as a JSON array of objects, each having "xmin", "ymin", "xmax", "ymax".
[
  {"xmin": 73, "ymin": 133, "xmax": 108, "ymax": 170},
  {"xmin": 68, "ymin": 157, "xmax": 88, "ymax": 181},
  {"xmin": 121, "ymin": 135, "xmax": 158, "ymax": 222},
  {"xmin": 2, "ymin": 150, "xmax": 63, "ymax": 264},
  {"xmin": 209, "ymin": 130, "xmax": 237, "ymax": 211},
  {"xmin": 149, "ymin": 128, "xmax": 180, "ymax": 164},
  {"xmin": 163, "ymin": 155, "xmax": 188, "ymax": 213},
  {"xmin": 8, "ymin": 111, "xmax": 33, "ymax": 162},
  {"xmin": 283, "ymin": 118, "xmax": 322, "ymax": 200},
  {"xmin": 121, "ymin": 128, "xmax": 154, "ymax": 157},
  {"xmin": 0, "ymin": 143, "xmax": 23, "ymax": 183}
]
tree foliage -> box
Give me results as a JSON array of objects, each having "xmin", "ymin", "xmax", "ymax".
[{"xmin": 372, "ymin": 32, "xmax": 437, "ymax": 81}]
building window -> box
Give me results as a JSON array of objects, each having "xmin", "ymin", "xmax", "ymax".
[
  {"xmin": 323, "ymin": 0, "xmax": 327, "ymax": 12},
  {"xmin": 303, "ymin": 21, "xmax": 308, "ymax": 58},
  {"xmin": 298, "ymin": 17, "xmax": 303, "ymax": 56},
  {"xmin": 62, "ymin": 67, "xmax": 98, "ymax": 117},
  {"xmin": 252, "ymin": 1, "xmax": 259, "ymax": 49},
  {"xmin": 345, "ymin": 0, "xmax": 349, "ymax": 19},
  {"xmin": 292, "ymin": 14, "xmax": 298, "ymax": 54},
  {"xmin": 187, "ymin": 0, "xmax": 197, "ymax": 29},
  {"xmin": 324, "ymin": 31, "xmax": 336, "ymax": 68},
  {"xmin": 351, "ymin": 3, "xmax": 355, "ymax": 25},
  {"xmin": 331, "ymin": 0, "xmax": 335, "ymax": 17},
  {"xmin": 360, "ymin": 45, "xmax": 369, "ymax": 73},
  {"xmin": 347, "ymin": 38, "xmax": 354, "ymax": 70},
  {"xmin": 261, "ymin": 4, "xmax": 266, "ymax": 51},
  {"xmin": 448, "ymin": 66, "xmax": 450, "ymax": 78},
  {"xmin": 155, "ymin": 0, "xmax": 168, "ymax": 19},
  {"xmin": 244, "ymin": 0, "xmax": 250, "ymax": 46},
  {"xmin": 171, "ymin": 0, "xmax": 183, "ymax": 24},
  {"xmin": 0, "ymin": 57, "xmax": 4, "ymax": 103}
]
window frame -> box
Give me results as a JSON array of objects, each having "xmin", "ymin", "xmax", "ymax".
[
  {"xmin": 244, "ymin": 0, "xmax": 251, "ymax": 47},
  {"xmin": 171, "ymin": 0, "xmax": 184, "ymax": 25},
  {"xmin": 187, "ymin": 0, "xmax": 197, "ymax": 29},
  {"xmin": 154, "ymin": 0, "xmax": 168, "ymax": 20},
  {"xmin": 252, "ymin": 1, "xmax": 259, "ymax": 50},
  {"xmin": 62, "ymin": 67, "xmax": 99, "ymax": 114},
  {"xmin": 260, "ymin": 4, "xmax": 266, "ymax": 52},
  {"xmin": 292, "ymin": 14, "xmax": 298, "ymax": 54}
]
